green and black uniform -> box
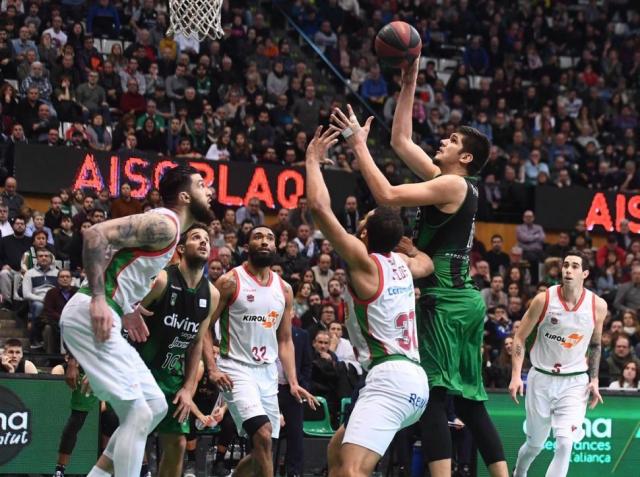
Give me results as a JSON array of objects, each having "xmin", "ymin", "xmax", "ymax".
[
  {"xmin": 414, "ymin": 176, "xmax": 487, "ymax": 401},
  {"xmin": 136, "ymin": 264, "xmax": 211, "ymax": 434}
]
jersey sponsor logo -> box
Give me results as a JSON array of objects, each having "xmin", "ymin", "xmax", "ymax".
[
  {"xmin": 170, "ymin": 285, "xmax": 182, "ymax": 291},
  {"xmin": 242, "ymin": 310, "xmax": 279, "ymax": 328},
  {"xmin": 170, "ymin": 292, "xmax": 177, "ymax": 306},
  {"xmin": 543, "ymin": 331, "xmax": 584, "ymax": 349},
  {"xmin": 168, "ymin": 336, "xmax": 193, "ymax": 349},
  {"xmin": 163, "ymin": 313, "xmax": 200, "ymax": 333},
  {"xmin": 199, "ymin": 298, "xmax": 207, "ymax": 308},
  {"xmin": 550, "ymin": 316, "xmax": 559, "ymax": 325},
  {"xmin": 408, "ymin": 393, "xmax": 427, "ymax": 409},
  {"xmin": 387, "ymin": 284, "xmax": 414, "ymax": 296},
  {"xmin": 247, "ymin": 294, "xmax": 255, "ymax": 302}
]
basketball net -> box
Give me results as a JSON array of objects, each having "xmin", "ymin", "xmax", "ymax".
[{"xmin": 167, "ymin": 0, "xmax": 224, "ymax": 41}]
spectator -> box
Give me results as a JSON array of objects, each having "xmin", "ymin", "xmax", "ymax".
[
  {"xmin": 289, "ymin": 196, "xmax": 314, "ymax": 229},
  {"xmin": 86, "ymin": 113, "xmax": 112, "ymax": 151},
  {"xmin": 54, "ymin": 215, "xmax": 74, "ymax": 270},
  {"xmin": 11, "ymin": 26, "xmax": 37, "ymax": 62},
  {"xmin": 0, "ymin": 203, "xmax": 11, "ymax": 238},
  {"xmin": 314, "ymin": 21, "xmax": 338, "ymax": 54},
  {"xmin": 43, "ymin": 16, "xmax": 67, "ymax": 49},
  {"xmin": 110, "ymin": 182, "xmax": 143, "ymax": 218},
  {"xmin": 1, "ymin": 338, "xmax": 37, "ymax": 374},
  {"xmin": 360, "ymin": 64, "xmax": 387, "ymax": 113},
  {"xmin": 26, "ymin": 211, "xmax": 53, "ymax": 245},
  {"xmin": 516, "ymin": 210, "xmax": 545, "ymax": 283},
  {"xmin": 602, "ymin": 334, "xmax": 640, "ymax": 386},
  {"xmin": 21, "ymin": 230, "xmax": 55, "ymax": 274},
  {"xmin": 282, "ymin": 241, "xmax": 309, "ymax": 282},
  {"xmin": 1, "ymin": 177, "xmax": 24, "ymax": 220},
  {"xmin": 119, "ymin": 78, "xmax": 146, "ymax": 115},
  {"xmin": 87, "ymin": 0, "xmax": 121, "ymax": 37},
  {"xmin": 484, "ymin": 234, "xmax": 510, "ymax": 276},
  {"xmin": 22, "ymin": 249, "xmax": 58, "ymax": 349},
  {"xmin": 323, "ymin": 278, "xmax": 346, "ymax": 324},
  {"xmin": 207, "ymin": 259, "xmax": 224, "ymax": 284},
  {"xmin": 135, "ymin": 117, "xmax": 165, "ymax": 154},
  {"xmin": 312, "ymin": 253, "xmax": 334, "ymax": 298},
  {"xmin": 76, "ymin": 71, "xmax": 108, "ymax": 119},
  {"xmin": 507, "ymin": 295, "xmax": 524, "ymax": 322},
  {"xmin": 481, "ymin": 275, "xmax": 508, "ymax": 310},
  {"xmin": 608, "ymin": 361, "xmax": 639, "ymax": 391},
  {"xmin": 546, "ymin": 231, "xmax": 572, "ymax": 259},
  {"xmin": 337, "ymin": 195, "xmax": 360, "ymax": 235},
  {"xmin": 472, "ymin": 260, "xmax": 491, "ymax": 290},
  {"xmin": 328, "ymin": 321, "xmax": 361, "ymax": 375},
  {"xmin": 71, "ymin": 195, "xmax": 94, "ymax": 230},
  {"xmin": 41, "ymin": 268, "xmax": 77, "ymax": 354},
  {"xmin": 165, "ymin": 63, "xmax": 189, "ymax": 102},
  {"xmin": 484, "ymin": 335, "xmax": 513, "ymax": 389},
  {"xmin": 235, "ymin": 198, "xmax": 264, "ymax": 227},
  {"xmin": 292, "ymin": 84, "xmax": 322, "ymax": 137},
  {"xmin": 464, "ymin": 36, "xmax": 490, "ymax": 75}
]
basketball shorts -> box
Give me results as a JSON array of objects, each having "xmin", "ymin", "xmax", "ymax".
[
  {"xmin": 524, "ymin": 367, "xmax": 589, "ymax": 445},
  {"xmin": 60, "ymin": 293, "xmax": 164, "ymax": 403},
  {"xmin": 217, "ymin": 357, "xmax": 280, "ymax": 438},
  {"xmin": 343, "ymin": 359, "xmax": 429, "ymax": 456},
  {"xmin": 417, "ymin": 287, "xmax": 488, "ymax": 401},
  {"xmin": 151, "ymin": 370, "xmax": 190, "ymax": 435}
]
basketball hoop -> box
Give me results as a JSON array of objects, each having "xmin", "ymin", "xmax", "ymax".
[{"xmin": 167, "ymin": 0, "xmax": 224, "ymax": 41}]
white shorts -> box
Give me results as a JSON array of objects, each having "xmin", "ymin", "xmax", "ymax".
[
  {"xmin": 60, "ymin": 293, "xmax": 164, "ymax": 403},
  {"xmin": 343, "ymin": 359, "xmax": 429, "ymax": 456},
  {"xmin": 217, "ymin": 357, "xmax": 280, "ymax": 439},
  {"xmin": 525, "ymin": 367, "xmax": 589, "ymax": 445}
]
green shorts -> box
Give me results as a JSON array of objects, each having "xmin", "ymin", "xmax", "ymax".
[
  {"xmin": 152, "ymin": 370, "xmax": 190, "ymax": 435},
  {"xmin": 416, "ymin": 287, "xmax": 488, "ymax": 401}
]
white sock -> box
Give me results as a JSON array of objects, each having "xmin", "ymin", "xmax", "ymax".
[
  {"xmin": 109, "ymin": 398, "xmax": 154, "ymax": 477},
  {"xmin": 87, "ymin": 465, "xmax": 111, "ymax": 477},
  {"xmin": 545, "ymin": 436, "xmax": 573, "ymax": 477},
  {"xmin": 514, "ymin": 441, "xmax": 543, "ymax": 477}
]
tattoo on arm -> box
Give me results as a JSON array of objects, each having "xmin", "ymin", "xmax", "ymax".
[
  {"xmin": 587, "ymin": 336, "xmax": 602, "ymax": 379},
  {"xmin": 113, "ymin": 215, "xmax": 175, "ymax": 249},
  {"xmin": 83, "ymin": 228, "xmax": 108, "ymax": 296},
  {"xmin": 515, "ymin": 344, "xmax": 523, "ymax": 358}
]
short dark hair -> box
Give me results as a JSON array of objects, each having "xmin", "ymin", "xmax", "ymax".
[
  {"xmin": 457, "ymin": 126, "xmax": 491, "ymax": 176},
  {"xmin": 491, "ymin": 234, "xmax": 503, "ymax": 241},
  {"xmin": 562, "ymin": 249, "xmax": 590, "ymax": 272},
  {"xmin": 365, "ymin": 207, "xmax": 403, "ymax": 254},
  {"xmin": 4, "ymin": 338, "xmax": 22, "ymax": 348},
  {"xmin": 178, "ymin": 222, "xmax": 208, "ymax": 246},
  {"xmin": 248, "ymin": 226, "xmax": 275, "ymax": 240},
  {"xmin": 159, "ymin": 165, "xmax": 199, "ymax": 207},
  {"xmin": 32, "ymin": 230, "xmax": 48, "ymax": 240}
]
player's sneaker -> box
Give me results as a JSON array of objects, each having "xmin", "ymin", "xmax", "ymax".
[
  {"xmin": 183, "ymin": 463, "xmax": 196, "ymax": 477},
  {"xmin": 213, "ymin": 461, "xmax": 230, "ymax": 477},
  {"xmin": 53, "ymin": 470, "xmax": 64, "ymax": 477}
]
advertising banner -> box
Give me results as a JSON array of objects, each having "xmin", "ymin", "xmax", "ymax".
[
  {"xmin": 14, "ymin": 145, "xmax": 356, "ymax": 211},
  {"xmin": 478, "ymin": 391, "xmax": 640, "ymax": 476},
  {"xmin": 535, "ymin": 185, "xmax": 640, "ymax": 233},
  {"xmin": 0, "ymin": 376, "xmax": 99, "ymax": 473}
]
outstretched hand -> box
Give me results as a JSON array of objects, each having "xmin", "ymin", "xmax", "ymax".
[
  {"xmin": 401, "ymin": 58, "xmax": 420, "ymax": 86},
  {"xmin": 330, "ymin": 104, "xmax": 374, "ymax": 147},
  {"xmin": 306, "ymin": 126, "xmax": 340, "ymax": 165}
]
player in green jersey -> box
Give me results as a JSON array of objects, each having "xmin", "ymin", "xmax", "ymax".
[{"xmin": 331, "ymin": 61, "xmax": 508, "ymax": 477}]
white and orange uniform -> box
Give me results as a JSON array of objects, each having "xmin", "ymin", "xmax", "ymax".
[
  {"xmin": 525, "ymin": 284, "xmax": 596, "ymax": 444},
  {"xmin": 342, "ymin": 252, "xmax": 429, "ymax": 456},
  {"xmin": 60, "ymin": 208, "xmax": 180, "ymax": 402},
  {"xmin": 217, "ymin": 264, "xmax": 286, "ymax": 438}
]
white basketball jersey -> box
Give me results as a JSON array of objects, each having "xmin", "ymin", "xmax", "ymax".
[
  {"xmin": 78, "ymin": 208, "xmax": 180, "ymax": 316},
  {"xmin": 219, "ymin": 264, "xmax": 285, "ymax": 365},
  {"xmin": 344, "ymin": 252, "xmax": 419, "ymax": 371},
  {"xmin": 530, "ymin": 285, "xmax": 595, "ymax": 375}
]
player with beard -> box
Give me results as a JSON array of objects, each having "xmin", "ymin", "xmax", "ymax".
[
  {"xmin": 60, "ymin": 166, "xmax": 213, "ymax": 477},
  {"xmin": 203, "ymin": 226, "xmax": 318, "ymax": 477},
  {"xmin": 126, "ymin": 223, "xmax": 220, "ymax": 477}
]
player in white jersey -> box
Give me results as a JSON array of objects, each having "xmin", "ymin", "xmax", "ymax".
[
  {"xmin": 59, "ymin": 166, "xmax": 213, "ymax": 477},
  {"xmin": 306, "ymin": 127, "xmax": 433, "ymax": 477},
  {"xmin": 509, "ymin": 250, "xmax": 607, "ymax": 477},
  {"xmin": 203, "ymin": 225, "xmax": 317, "ymax": 477}
]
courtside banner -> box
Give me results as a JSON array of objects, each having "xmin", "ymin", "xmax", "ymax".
[
  {"xmin": 534, "ymin": 185, "xmax": 640, "ymax": 233},
  {"xmin": 14, "ymin": 144, "xmax": 355, "ymax": 210},
  {"xmin": 478, "ymin": 391, "xmax": 640, "ymax": 477},
  {"xmin": 0, "ymin": 375, "xmax": 99, "ymax": 473}
]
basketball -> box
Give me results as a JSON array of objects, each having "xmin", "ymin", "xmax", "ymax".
[{"xmin": 374, "ymin": 21, "xmax": 422, "ymax": 69}]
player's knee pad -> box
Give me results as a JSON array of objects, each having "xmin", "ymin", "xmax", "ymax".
[{"xmin": 243, "ymin": 415, "xmax": 271, "ymax": 444}]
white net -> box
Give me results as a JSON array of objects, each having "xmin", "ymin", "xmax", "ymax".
[{"xmin": 167, "ymin": 0, "xmax": 224, "ymax": 41}]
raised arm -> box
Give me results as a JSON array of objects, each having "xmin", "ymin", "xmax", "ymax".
[
  {"xmin": 305, "ymin": 126, "xmax": 374, "ymax": 271},
  {"xmin": 394, "ymin": 237, "xmax": 434, "ymax": 279},
  {"xmin": 509, "ymin": 290, "xmax": 547, "ymax": 404},
  {"xmin": 390, "ymin": 60, "xmax": 441, "ymax": 180},
  {"xmin": 586, "ymin": 296, "xmax": 607, "ymax": 409},
  {"xmin": 330, "ymin": 105, "xmax": 466, "ymax": 207}
]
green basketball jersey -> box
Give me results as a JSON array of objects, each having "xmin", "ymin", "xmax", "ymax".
[
  {"xmin": 137, "ymin": 264, "xmax": 211, "ymax": 383},
  {"xmin": 413, "ymin": 177, "xmax": 479, "ymax": 291}
]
